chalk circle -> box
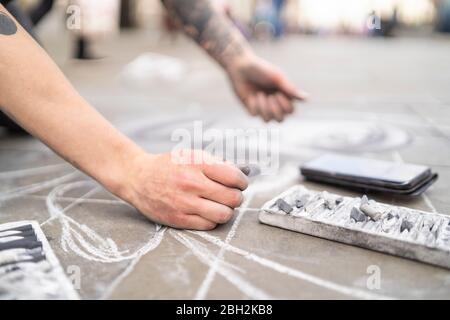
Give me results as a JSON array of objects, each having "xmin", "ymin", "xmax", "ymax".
[
  {"xmin": 121, "ymin": 115, "xmax": 411, "ymax": 155},
  {"xmin": 0, "ymin": 12, "xmax": 17, "ymax": 36},
  {"xmin": 282, "ymin": 120, "xmax": 411, "ymax": 152}
]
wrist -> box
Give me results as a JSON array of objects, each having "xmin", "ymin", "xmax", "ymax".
[
  {"xmin": 223, "ymin": 47, "xmax": 255, "ymax": 76},
  {"xmin": 98, "ymin": 142, "xmax": 149, "ymax": 202}
]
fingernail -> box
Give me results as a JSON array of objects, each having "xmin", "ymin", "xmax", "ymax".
[{"xmin": 295, "ymin": 91, "xmax": 309, "ymax": 100}]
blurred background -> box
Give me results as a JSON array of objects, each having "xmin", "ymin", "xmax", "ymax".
[
  {"xmin": 2, "ymin": 0, "xmax": 450, "ymax": 156},
  {"xmin": 2, "ymin": 1, "xmax": 450, "ymax": 300}
]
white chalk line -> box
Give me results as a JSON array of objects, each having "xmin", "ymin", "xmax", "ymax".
[
  {"xmin": 188, "ymin": 230, "xmax": 394, "ymax": 300},
  {"xmin": 41, "ymin": 183, "xmax": 102, "ymax": 227},
  {"xmin": 25, "ymin": 194, "xmax": 130, "ymax": 207},
  {"xmin": 194, "ymin": 167, "xmax": 300, "ymax": 300},
  {"xmin": 46, "ymin": 181, "xmax": 128, "ymax": 262},
  {"xmin": 0, "ymin": 163, "xmax": 69, "ymax": 179},
  {"xmin": 393, "ymin": 151, "xmax": 438, "ymax": 213},
  {"xmin": 100, "ymin": 226, "xmax": 167, "ymax": 300},
  {"xmin": 171, "ymin": 230, "xmax": 273, "ymax": 300},
  {"xmin": 194, "ymin": 192, "xmax": 253, "ymax": 300},
  {"xmin": 0, "ymin": 171, "xmax": 79, "ymax": 202},
  {"xmin": 45, "ymin": 181, "xmax": 167, "ymax": 264},
  {"xmin": 172, "ymin": 231, "xmax": 246, "ymax": 275}
]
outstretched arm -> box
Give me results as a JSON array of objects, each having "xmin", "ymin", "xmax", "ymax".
[
  {"xmin": 161, "ymin": 0, "xmax": 308, "ymax": 122},
  {"xmin": 161, "ymin": 0, "xmax": 249, "ymax": 70},
  {"xmin": 0, "ymin": 6, "xmax": 247, "ymax": 230}
]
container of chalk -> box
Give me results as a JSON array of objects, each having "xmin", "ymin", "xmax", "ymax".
[
  {"xmin": 259, "ymin": 186, "xmax": 450, "ymax": 269},
  {"xmin": 0, "ymin": 221, "xmax": 79, "ymax": 300}
]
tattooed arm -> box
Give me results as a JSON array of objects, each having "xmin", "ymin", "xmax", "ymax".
[
  {"xmin": 161, "ymin": 0, "xmax": 248, "ymax": 70},
  {"xmin": 161, "ymin": 0, "xmax": 308, "ymax": 122},
  {"xmin": 0, "ymin": 6, "xmax": 247, "ymax": 230}
]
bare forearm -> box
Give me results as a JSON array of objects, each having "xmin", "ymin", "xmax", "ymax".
[
  {"xmin": 161, "ymin": 0, "xmax": 253, "ymax": 70},
  {"xmin": 0, "ymin": 8, "xmax": 143, "ymax": 195}
]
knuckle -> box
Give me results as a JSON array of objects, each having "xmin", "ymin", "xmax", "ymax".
[{"xmin": 175, "ymin": 172, "xmax": 199, "ymax": 192}]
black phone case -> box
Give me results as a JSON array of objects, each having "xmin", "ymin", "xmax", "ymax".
[
  {"xmin": 301, "ymin": 171, "xmax": 438, "ymax": 197},
  {"xmin": 300, "ymin": 167, "xmax": 432, "ymax": 190}
]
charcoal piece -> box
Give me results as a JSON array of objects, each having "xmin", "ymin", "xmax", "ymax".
[
  {"xmin": 350, "ymin": 207, "xmax": 366, "ymax": 223},
  {"xmin": 400, "ymin": 220, "xmax": 414, "ymax": 233},
  {"xmin": 0, "ymin": 239, "xmax": 42, "ymax": 251},
  {"xmin": 335, "ymin": 197, "xmax": 344, "ymax": 205},
  {"xmin": 295, "ymin": 195, "xmax": 310, "ymax": 209},
  {"xmin": 275, "ymin": 199, "xmax": 293, "ymax": 214},
  {"xmin": 0, "ymin": 230, "xmax": 35, "ymax": 239},
  {"xmin": 0, "ymin": 225, "xmax": 33, "ymax": 233}
]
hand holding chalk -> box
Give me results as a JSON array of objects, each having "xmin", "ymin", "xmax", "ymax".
[{"xmin": 118, "ymin": 150, "xmax": 248, "ymax": 231}]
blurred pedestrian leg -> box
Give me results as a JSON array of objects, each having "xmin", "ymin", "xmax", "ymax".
[
  {"xmin": 29, "ymin": 0, "xmax": 54, "ymax": 26},
  {"xmin": 272, "ymin": 0, "xmax": 285, "ymax": 38},
  {"xmin": 70, "ymin": 0, "xmax": 120, "ymax": 59}
]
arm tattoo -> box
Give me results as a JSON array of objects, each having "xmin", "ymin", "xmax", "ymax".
[
  {"xmin": 0, "ymin": 12, "xmax": 17, "ymax": 36},
  {"xmin": 161, "ymin": 0, "xmax": 249, "ymax": 69}
]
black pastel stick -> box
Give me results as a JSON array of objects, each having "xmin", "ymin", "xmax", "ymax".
[
  {"xmin": 0, "ymin": 224, "xmax": 33, "ymax": 234},
  {"xmin": 0, "ymin": 230, "xmax": 36, "ymax": 239},
  {"xmin": 238, "ymin": 164, "xmax": 261, "ymax": 178},
  {"xmin": 0, "ymin": 239, "xmax": 42, "ymax": 251},
  {"xmin": 0, "ymin": 224, "xmax": 34, "ymax": 232},
  {"xmin": 0, "ymin": 234, "xmax": 37, "ymax": 244}
]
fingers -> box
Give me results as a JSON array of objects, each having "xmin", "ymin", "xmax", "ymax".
[
  {"xmin": 192, "ymin": 198, "xmax": 236, "ymax": 224},
  {"xmin": 256, "ymin": 92, "xmax": 272, "ymax": 122},
  {"xmin": 201, "ymin": 160, "xmax": 248, "ymax": 191},
  {"xmin": 252, "ymin": 92, "xmax": 294, "ymax": 122},
  {"xmin": 200, "ymin": 178, "xmax": 244, "ymax": 208},
  {"xmin": 170, "ymin": 213, "xmax": 217, "ymax": 231},
  {"xmin": 268, "ymin": 95, "xmax": 284, "ymax": 122},
  {"xmin": 275, "ymin": 92, "xmax": 294, "ymax": 114},
  {"xmin": 275, "ymin": 74, "xmax": 309, "ymax": 101},
  {"xmin": 245, "ymin": 94, "xmax": 258, "ymax": 116}
]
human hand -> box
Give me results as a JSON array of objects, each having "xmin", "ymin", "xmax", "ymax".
[
  {"xmin": 228, "ymin": 54, "xmax": 308, "ymax": 122},
  {"xmin": 121, "ymin": 150, "xmax": 248, "ymax": 230}
]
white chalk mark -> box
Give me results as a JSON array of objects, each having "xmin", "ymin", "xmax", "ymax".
[
  {"xmin": 194, "ymin": 167, "xmax": 298, "ymax": 300},
  {"xmin": 45, "ymin": 181, "xmax": 166, "ymax": 263},
  {"xmin": 0, "ymin": 163, "xmax": 69, "ymax": 179},
  {"xmin": 392, "ymin": 151, "xmax": 438, "ymax": 213},
  {"xmin": 25, "ymin": 194, "xmax": 131, "ymax": 207},
  {"xmin": 0, "ymin": 171, "xmax": 79, "ymax": 202},
  {"xmin": 189, "ymin": 230, "xmax": 394, "ymax": 300},
  {"xmin": 41, "ymin": 184, "xmax": 102, "ymax": 227},
  {"xmin": 100, "ymin": 226, "xmax": 167, "ymax": 300},
  {"xmin": 172, "ymin": 230, "xmax": 273, "ymax": 300},
  {"xmin": 171, "ymin": 231, "xmax": 245, "ymax": 275},
  {"xmin": 422, "ymin": 193, "xmax": 438, "ymax": 214},
  {"xmin": 194, "ymin": 194, "xmax": 251, "ymax": 300}
]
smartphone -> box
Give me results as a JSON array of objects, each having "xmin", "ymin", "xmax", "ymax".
[{"xmin": 300, "ymin": 154, "xmax": 432, "ymax": 190}]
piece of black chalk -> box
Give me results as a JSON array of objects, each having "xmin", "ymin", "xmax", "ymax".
[
  {"xmin": 350, "ymin": 207, "xmax": 366, "ymax": 223},
  {"xmin": 0, "ymin": 230, "xmax": 35, "ymax": 239},
  {"xmin": 0, "ymin": 239, "xmax": 42, "ymax": 251},
  {"xmin": 0, "ymin": 225, "xmax": 33, "ymax": 234},
  {"xmin": 275, "ymin": 199, "xmax": 293, "ymax": 214},
  {"xmin": 239, "ymin": 165, "xmax": 251, "ymax": 176},
  {"xmin": 400, "ymin": 220, "xmax": 413, "ymax": 233}
]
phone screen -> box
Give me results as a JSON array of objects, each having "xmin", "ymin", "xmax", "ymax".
[{"xmin": 301, "ymin": 154, "xmax": 430, "ymax": 187}]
